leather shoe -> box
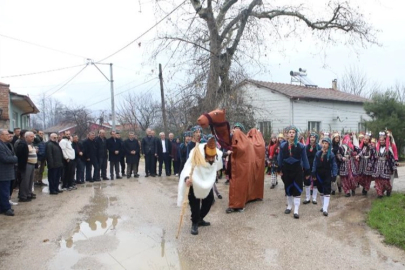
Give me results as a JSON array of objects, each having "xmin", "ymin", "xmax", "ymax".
[
  {"xmin": 116, "ymin": 176, "xmax": 122, "ymax": 179},
  {"xmin": 191, "ymin": 223, "xmax": 198, "ymax": 235},
  {"xmin": 50, "ymin": 192, "xmax": 58, "ymax": 195},
  {"xmin": 19, "ymin": 197, "xmax": 31, "ymax": 202},
  {"xmin": 303, "ymin": 200, "xmax": 310, "ymax": 205},
  {"xmin": 3, "ymin": 209, "xmax": 14, "ymax": 216},
  {"xmin": 57, "ymin": 190, "xmax": 63, "ymax": 193},
  {"xmin": 284, "ymin": 209, "xmax": 291, "ymax": 214},
  {"xmin": 294, "ymin": 213, "xmax": 299, "ymax": 219},
  {"xmin": 312, "ymin": 200, "xmax": 317, "ymax": 205},
  {"xmin": 345, "ymin": 193, "xmax": 351, "ymax": 197},
  {"xmin": 198, "ymin": 219, "xmax": 211, "ymax": 226},
  {"xmin": 323, "ymin": 211, "xmax": 328, "ymax": 217},
  {"xmin": 218, "ymin": 194, "xmax": 223, "ymax": 199},
  {"xmin": 145, "ymin": 174, "xmax": 149, "ymax": 177}
]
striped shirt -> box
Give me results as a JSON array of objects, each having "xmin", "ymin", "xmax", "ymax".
[{"xmin": 28, "ymin": 144, "xmax": 38, "ymax": 164}]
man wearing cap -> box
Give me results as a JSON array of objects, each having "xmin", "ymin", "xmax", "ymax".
[
  {"xmin": 277, "ymin": 126, "xmax": 310, "ymax": 219},
  {"xmin": 303, "ymin": 132, "xmax": 321, "ymax": 205},
  {"xmin": 177, "ymin": 135, "xmax": 223, "ymax": 235},
  {"xmin": 372, "ymin": 131, "xmax": 396, "ymax": 198},
  {"xmin": 311, "ymin": 137, "xmax": 338, "ymax": 216}
]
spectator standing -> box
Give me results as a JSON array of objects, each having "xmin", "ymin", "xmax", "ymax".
[
  {"xmin": 171, "ymin": 137, "xmax": 180, "ymax": 176},
  {"xmin": 11, "ymin": 127, "xmax": 20, "ymax": 145},
  {"xmin": 116, "ymin": 132, "xmax": 126, "ymax": 177},
  {"xmin": 151, "ymin": 130, "xmax": 158, "ymax": 176},
  {"xmin": 34, "ymin": 130, "xmax": 47, "ymax": 187},
  {"xmin": 83, "ymin": 132, "xmax": 100, "ymax": 182},
  {"xmin": 0, "ymin": 129, "xmax": 18, "ymax": 216},
  {"xmin": 46, "ymin": 133, "xmax": 64, "ymax": 195},
  {"xmin": 157, "ymin": 132, "xmax": 172, "ymax": 177},
  {"xmin": 124, "ymin": 132, "xmax": 140, "ymax": 178},
  {"xmin": 16, "ymin": 131, "xmax": 37, "ymax": 202},
  {"xmin": 95, "ymin": 129, "xmax": 109, "ymax": 180},
  {"xmin": 59, "ymin": 131, "xmax": 76, "ymax": 191},
  {"xmin": 72, "ymin": 135, "xmax": 85, "ymax": 184},
  {"xmin": 107, "ymin": 131, "xmax": 122, "ymax": 179},
  {"xmin": 141, "ymin": 128, "xmax": 157, "ymax": 177}
]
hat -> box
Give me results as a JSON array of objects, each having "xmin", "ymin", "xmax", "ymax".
[
  {"xmin": 233, "ymin": 122, "xmax": 245, "ymax": 132},
  {"xmin": 277, "ymin": 133, "xmax": 284, "ymax": 139},
  {"xmin": 371, "ymin": 138, "xmax": 376, "ymax": 143},
  {"xmin": 191, "ymin": 125, "xmax": 202, "ymax": 133},
  {"xmin": 284, "ymin": 125, "xmax": 299, "ymax": 145},
  {"xmin": 332, "ymin": 132, "xmax": 340, "ymax": 139},
  {"xmin": 204, "ymin": 135, "xmax": 217, "ymax": 157},
  {"xmin": 358, "ymin": 132, "xmax": 365, "ymax": 138},
  {"xmin": 322, "ymin": 137, "xmax": 332, "ymax": 145},
  {"xmin": 183, "ymin": 131, "xmax": 192, "ymax": 137}
]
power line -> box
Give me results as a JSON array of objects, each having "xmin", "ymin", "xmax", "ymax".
[
  {"xmin": 96, "ymin": 0, "xmax": 187, "ymax": 63},
  {"xmin": 45, "ymin": 65, "xmax": 88, "ymax": 98},
  {"xmin": 0, "ymin": 63, "xmax": 87, "ymax": 79},
  {"xmin": 87, "ymin": 78, "xmax": 159, "ymax": 107},
  {"xmin": 0, "ymin": 33, "xmax": 89, "ymax": 59}
]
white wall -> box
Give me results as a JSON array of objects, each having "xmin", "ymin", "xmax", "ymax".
[
  {"xmin": 240, "ymin": 83, "xmax": 370, "ymax": 134},
  {"xmin": 241, "ymin": 84, "xmax": 291, "ymax": 133},
  {"xmin": 293, "ymin": 99, "xmax": 370, "ymax": 133}
]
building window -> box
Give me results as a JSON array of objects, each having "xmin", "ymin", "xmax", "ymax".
[
  {"xmin": 259, "ymin": 121, "xmax": 271, "ymax": 140},
  {"xmin": 308, "ymin": 121, "xmax": 321, "ymax": 132},
  {"xmin": 12, "ymin": 111, "xmax": 18, "ymax": 129}
]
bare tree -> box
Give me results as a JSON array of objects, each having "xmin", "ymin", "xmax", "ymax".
[
  {"xmin": 152, "ymin": 0, "xmax": 377, "ymax": 111},
  {"xmin": 117, "ymin": 92, "xmax": 160, "ymax": 132},
  {"xmin": 61, "ymin": 106, "xmax": 94, "ymax": 139},
  {"xmin": 32, "ymin": 93, "xmax": 65, "ymax": 129}
]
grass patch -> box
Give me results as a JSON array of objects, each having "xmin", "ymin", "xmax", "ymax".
[{"xmin": 367, "ymin": 193, "xmax": 405, "ymax": 250}]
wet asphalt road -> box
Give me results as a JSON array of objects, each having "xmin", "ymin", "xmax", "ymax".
[{"xmin": 0, "ymin": 162, "xmax": 405, "ymax": 270}]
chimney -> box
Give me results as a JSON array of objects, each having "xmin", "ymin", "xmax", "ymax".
[{"xmin": 332, "ymin": 79, "xmax": 337, "ymax": 90}]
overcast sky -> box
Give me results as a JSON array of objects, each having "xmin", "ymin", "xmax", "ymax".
[{"xmin": 0, "ymin": 0, "xmax": 404, "ymax": 113}]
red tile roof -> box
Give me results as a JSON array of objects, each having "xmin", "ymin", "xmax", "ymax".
[{"xmin": 246, "ymin": 80, "xmax": 370, "ymax": 103}]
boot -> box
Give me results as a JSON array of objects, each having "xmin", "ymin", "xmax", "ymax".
[{"xmin": 191, "ymin": 223, "xmax": 198, "ymax": 235}]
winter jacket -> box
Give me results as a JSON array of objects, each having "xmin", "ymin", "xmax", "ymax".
[
  {"xmin": 0, "ymin": 141, "xmax": 18, "ymax": 181},
  {"xmin": 124, "ymin": 139, "xmax": 140, "ymax": 164},
  {"xmin": 46, "ymin": 141, "xmax": 64, "ymax": 169}
]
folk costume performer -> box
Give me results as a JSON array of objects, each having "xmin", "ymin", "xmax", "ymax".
[
  {"xmin": 277, "ymin": 126, "xmax": 310, "ymax": 219},
  {"xmin": 177, "ymin": 135, "xmax": 223, "ymax": 235}
]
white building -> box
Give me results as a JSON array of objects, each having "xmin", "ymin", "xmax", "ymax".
[{"xmin": 239, "ymin": 79, "xmax": 370, "ymax": 138}]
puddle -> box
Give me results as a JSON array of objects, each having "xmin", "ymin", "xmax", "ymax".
[{"xmin": 48, "ymin": 185, "xmax": 182, "ymax": 270}]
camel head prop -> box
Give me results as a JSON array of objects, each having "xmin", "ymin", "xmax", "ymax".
[{"xmin": 197, "ymin": 109, "xmax": 226, "ymax": 128}]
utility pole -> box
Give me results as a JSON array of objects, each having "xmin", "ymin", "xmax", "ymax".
[
  {"xmin": 90, "ymin": 60, "xmax": 116, "ymax": 130},
  {"xmin": 110, "ymin": 63, "xmax": 116, "ymax": 131},
  {"xmin": 159, "ymin": 63, "xmax": 168, "ymax": 135}
]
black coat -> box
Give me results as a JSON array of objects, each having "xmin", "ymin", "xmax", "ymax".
[
  {"xmin": 72, "ymin": 141, "xmax": 86, "ymax": 161},
  {"xmin": 124, "ymin": 139, "xmax": 140, "ymax": 163},
  {"xmin": 157, "ymin": 138, "xmax": 172, "ymax": 156},
  {"xmin": 15, "ymin": 140, "xmax": 28, "ymax": 172},
  {"xmin": 141, "ymin": 136, "xmax": 156, "ymax": 155},
  {"xmin": 0, "ymin": 141, "xmax": 18, "ymax": 181},
  {"xmin": 107, "ymin": 137, "xmax": 123, "ymax": 162},
  {"xmin": 46, "ymin": 141, "xmax": 64, "ymax": 169},
  {"xmin": 95, "ymin": 136, "xmax": 108, "ymax": 158},
  {"xmin": 83, "ymin": 138, "xmax": 98, "ymax": 162}
]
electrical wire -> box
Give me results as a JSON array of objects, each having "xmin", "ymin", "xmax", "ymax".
[
  {"xmin": 0, "ymin": 63, "xmax": 87, "ymax": 79},
  {"xmin": 96, "ymin": 0, "xmax": 187, "ymax": 63},
  {"xmin": 45, "ymin": 65, "xmax": 88, "ymax": 98},
  {"xmin": 87, "ymin": 78, "xmax": 159, "ymax": 107},
  {"xmin": 0, "ymin": 33, "xmax": 88, "ymax": 59}
]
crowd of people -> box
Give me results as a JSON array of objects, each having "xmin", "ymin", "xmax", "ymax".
[
  {"xmin": 265, "ymin": 128, "xmax": 398, "ymax": 218},
  {"xmin": 0, "ymin": 127, "xmax": 187, "ymax": 216},
  {"xmin": 0, "ymin": 124, "xmax": 399, "ymax": 227}
]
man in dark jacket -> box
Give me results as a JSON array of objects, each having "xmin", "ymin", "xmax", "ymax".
[
  {"xmin": 124, "ymin": 132, "xmax": 140, "ymax": 178},
  {"xmin": 0, "ymin": 129, "xmax": 18, "ymax": 216},
  {"xmin": 95, "ymin": 129, "xmax": 109, "ymax": 180},
  {"xmin": 72, "ymin": 135, "xmax": 85, "ymax": 184},
  {"xmin": 46, "ymin": 133, "xmax": 64, "ymax": 194},
  {"xmin": 141, "ymin": 128, "xmax": 157, "ymax": 177},
  {"xmin": 157, "ymin": 132, "xmax": 172, "ymax": 177},
  {"xmin": 116, "ymin": 132, "xmax": 126, "ymax": 177},
  {"xmin": 107, "ymin": 131, "xmax": 122, "ymax": 179},
  {"xmin": 83, "ymin": 131, "xmax": 100, "ymax": 182},
  {"xmin": 11, "ymin": 127, "xmax": 20, "ymax": 146}
]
